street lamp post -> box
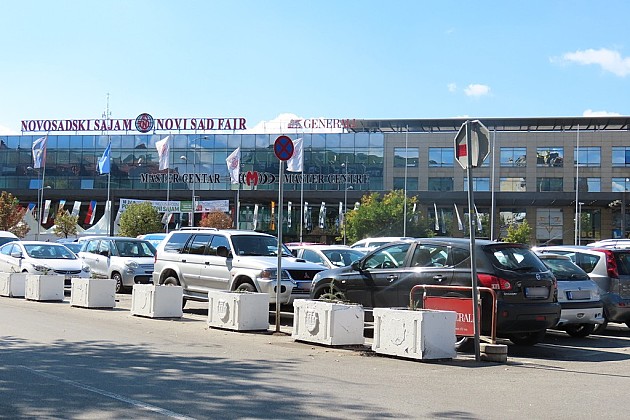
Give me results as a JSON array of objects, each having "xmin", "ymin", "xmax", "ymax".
[{"xmin": 342, "ymin": 158, "xmax": 350, "ymax": 245}]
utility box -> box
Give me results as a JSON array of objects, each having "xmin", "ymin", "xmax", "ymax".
[
  {"xmin": 207, "ymin": 290, "xmax": 270, "ymax": 331},
  {"xmin": 70, "ymin": 278, "xmax": 116, "ymax": 308},
  {"xmin": 293, "ymin": 299, "xmax": 365, "ymax": 346},
  {"xmin": 25, "ymin": 274, "xmax": 64, "ymax": 302},
  {"xmin": 131, "ymin": 284, "xmax": 183, "ymax": 318},
  {"xmin": 372, "ymin": 308, "xmax": 456, "ymax": 360},
  {"xmin": 0, "ymin": 273, "xmax": 27, "ymax": 297}
]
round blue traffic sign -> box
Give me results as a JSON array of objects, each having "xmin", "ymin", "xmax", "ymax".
[{"xmin": 274, "ymin": 135, "xmax": 294, "ymax": 161}]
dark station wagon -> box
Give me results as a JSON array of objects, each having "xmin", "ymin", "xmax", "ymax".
[{"xmin": 311, "ymin": 238, "xmax": 561, "ymax": 347}]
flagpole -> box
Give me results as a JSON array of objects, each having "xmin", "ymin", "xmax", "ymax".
[
  {"xmin": 403, "ymin": 125, "xmax": 408, "ymax": 236},
  {"xmin": 38, "ymin": 163, "xmax": 46, "ymax": 240},
  {"xmin": 166, "ymin": 134, "xmax": 171, "ymax": 234}
]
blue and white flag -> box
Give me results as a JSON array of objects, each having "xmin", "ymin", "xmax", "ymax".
[
  {"xmin": 156, "ymin": 136, "xmax": 170, "ymax": 170},
  {"xmin": 32, "ymin": 136, "xmax": 47, "ymax": 169},
  {"xmin": 98, "ymin": 142, "xmax": 111, "ymax": 174}
]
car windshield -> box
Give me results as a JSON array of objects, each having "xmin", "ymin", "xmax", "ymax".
[
  {"xmin": 114, "ymin": 240, "xmax": 156, "ymax": 257},
  {"xmin": 24, "ymin": 244, "xmax": 77, "ymax": 260},
  {"xmin": 488, "ymin": 246, "xmax": 548, "ymax": 272},
  {"xmin": 231, "ymin": 235, "xmax": 292, "ymax": 257},
  {"xmin": 541, "ymin": 257, "xmax": 589, "ymax": 280}
]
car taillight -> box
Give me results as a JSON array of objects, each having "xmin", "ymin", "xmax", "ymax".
[
  {"xmin": 593, "ymin": 248, "xmax": 619, "ymax": 278},
  {"xmin": 478, "ymin": 273, "xmax": 512, "ymax": 290}
]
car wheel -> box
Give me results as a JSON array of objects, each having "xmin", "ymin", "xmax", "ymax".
[
  {"xmin": 163, "ymin": 276, "xmax": 187, "ymax": 309},
  {"xmin": 564, "ymin": 323, "xmax": 596, "ymax": 338},
  {"xmin": 313, "ymin": 283, "xmax": 347, "ymax": 302},
  {"xmin": 455, "ymin": 336, "xmax": 474, "ymax": 352},
  {"xmin": 508, "ymin": 330, "xmax": 546, "ymax": 346},
  {"xmin": 592, "ymin": 319, "xmax": 608, "ymax": 334},
  {"xmin": 112, "ymin": 272, "xmax": 125, "ymax": 294},
  {"xmin": 235, "ymin": 282, "xmax": 256, "ymax": 293}
]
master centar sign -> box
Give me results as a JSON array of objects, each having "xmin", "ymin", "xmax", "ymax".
[{"xmin": 21, "ymin": 113, "xmax": 247, "ymax": 133}]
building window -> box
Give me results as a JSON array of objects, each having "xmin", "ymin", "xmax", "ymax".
[
  {"xmin": 428, "ymin": 177, "xmax": 453, "ymax": 191},
  {"xmin": 463, "ymin": 177, "xmax": 490, "ymax": 191},
  {"xmin": 394, "ymin": 148, "xmax": 418, "ymax": 168},
  {"xmin": 537, "ymin": 177, "xmax": 563, "ymax": 192},
  {"xmin": 536, "ymin": 208, "xmax": 563, "ymax": 244},
  {"xmin": 612, "ymin": 147, "xmax": 630, "ymax": 167},
  {"xmin": 499, "ymin": 209, "xmax": 527, "ymax": 240},
  {"xmin": 500, "ymin": 147, "xmax": 526, "ymax": 167},
  {"xmin": 500, "ymin": 177, "xmax": 526, "ymax": 192},
  {"xmin": 575, "ymin": 146, "xmax": 600, "ymax": 167},
  {"xmin": 428, "ymin": 148, "xmax": 454, "ymax": 167},
  {"xmin": 575, "ymin": 177, "xmax": 600, "ymax": 192},
  {"xmin": 393, "ymin": 177, "xmax": 418, "ymax": 191},
  {"xmin": 612, "ymin": 177, "xmax": 630, "ymax": 192},
  {"xmin": 536, "ymin": 147, "xmax": 564, "ymax": 167}
]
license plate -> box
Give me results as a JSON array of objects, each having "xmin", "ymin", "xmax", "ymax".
[
  {"xmin": 525, "ymin": 287, "xmax": 549, "ymax": 299},
  {"xmin": 295, "ymin": 281, "xmax": 311, "ymax": 291},
  {"xmin": 567, "ymin": 290, "xmax": 590, "ymax": 300}
]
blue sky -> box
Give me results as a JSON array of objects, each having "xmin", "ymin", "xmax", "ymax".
[{"xmin": 1, "ymin": 0, "xmax": 629, "ymax": 134}]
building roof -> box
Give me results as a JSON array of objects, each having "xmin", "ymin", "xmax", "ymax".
[{"xmin": 348, "ymin": 116, "xmax": 630, "ymax": 133}]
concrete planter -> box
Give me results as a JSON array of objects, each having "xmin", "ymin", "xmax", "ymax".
[
  {"xmin": 0, "ymin": 273, "xmax": 27, "ymax": 297},
  {"xmin": 131, "ymin": 284, "xmax": 183, "ymax": 318},
  {"xmin": 70, "ymin": 278, "xmax": 116, "ymax": 308},
  {"xmin": 293, "ymin": 299, "xmax": 365, "ymax": 346},
  {"xmin": 207, "ymin": 290, "xmax": 270, "ymax": 331},
  {"xmin": 372, "ymin": 308, "xmax": 457, "ymax": 360},
  {"xmin": 24, "ymin": 274, "xmax": 65, "ymax": 302}
]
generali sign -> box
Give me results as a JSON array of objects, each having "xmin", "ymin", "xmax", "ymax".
[{"xmin": 21, "ymin": 113, "xmax": 247, "ymax": 133}]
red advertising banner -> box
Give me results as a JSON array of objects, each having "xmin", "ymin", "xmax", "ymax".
[{"xmin": 423, "ymin": 296, "xmax": 477, "ymax": 336}]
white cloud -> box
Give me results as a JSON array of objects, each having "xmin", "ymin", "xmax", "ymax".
[
  {"xmin": 464, "ymin": 84, "xmax": 490, "ymax": 97},
  {"xmin": 0, "ymin": 123, "xmax": 19, "ymax": 135},
  {"xmin": 558, "ymin": 48, "xmax": 630, "ymax": 77},
  {"xmin": 582, "ymin": 109, "xmax": 621, "ymax": 117},
  {"xmin": 447, "ymin": 83, "xmax": 457, "ymax": 93}
]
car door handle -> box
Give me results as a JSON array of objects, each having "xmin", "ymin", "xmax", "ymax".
[
  {"xmin": 181, "ymin": 259, "xmax": 187, "ymax": 263},
  {"xmin": 387, "ymin": 275, "xmax": 398, "ymax": 282},
  {"xmin": 433, "ymin": 275, "xmax": 444, "ymax": 282}
]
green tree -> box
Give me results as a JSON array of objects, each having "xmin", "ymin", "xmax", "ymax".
[
  {"xmin": 503, "ymin": 219, "xmax": 533, "ymax": 244},
  {"xmin": 52, "ymin": 209, "xmax": 78, "ymax": 238},
  {"xmin": 345, "ymin": 190, "xmax": 434, "ymax": 244},
  {"xmin": 0, "ymin": 191, "xmax": 30, "ymax": 238},
  {"xmin": 199, "ymin": 211, "xmax": 233, "ymax": 229},
  {"xmin": 118, "ymin": 202, "xmax": 163, "ymax": 238}
]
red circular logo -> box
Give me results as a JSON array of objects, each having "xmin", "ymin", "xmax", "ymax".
[{"xmin": 135, "ymin": 113, "xmax": 154, "ymax": 133}]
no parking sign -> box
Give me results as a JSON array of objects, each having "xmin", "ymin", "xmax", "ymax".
[{"xmin": 274, "ymin": 135, "xmax": 294, "ymax": 161}]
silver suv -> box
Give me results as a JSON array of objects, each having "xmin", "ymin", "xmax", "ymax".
[
  {"xmin": 78, "ymin": 236, "xmax": 156, "ymax": 293},
  {"xmin": 152, "ymin": 228, "xmax": 326, "ymax": 306},
  {"xmin": 536, "ymin": 245, "xmax": 630, "ymax": 332}
]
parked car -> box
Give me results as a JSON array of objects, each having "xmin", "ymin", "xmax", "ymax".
[
  {"xmin": 0, "ymin": 241, "xmax": 90, "ymax": 286},
  {"xmin": 311, "ymin": 238, "xmax": 560, "ymax": 348},
  {"xmin": 0, "ymin": 230, "xmax": 19, "ymax": 246},
  {"xmin": 137, "ymin": 233, "xmax": 167, "ymax": 248},
  {"xmin": 62, "ymin": 242, "xmax": 84, "ymax": 255},
  {"xmin": 535, "ymin": 245, "xmax": 630, "ymax": 332},
  {"xmin": 537, "ymin": 253, "xmax": 604, "ymax": 337},
  {"xmin": 289, "ymin": 244, "xmax": 365, "ymax": 269},
  {"xmin": 152, "ymin": 228, "xmax": 327, "ymax": 306},
  {"xmin": 586, "ymin": 239, "xmax": 630, "ymax": 249},
  {"xmin": 349, "ymin": 237, "xmax": 415, "ymax": 253},
  {"xmin": 78, "ymin": 236, "xmax": 156, "ymax": 293}
]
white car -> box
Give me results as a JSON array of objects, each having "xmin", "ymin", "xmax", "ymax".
[
  {"xmin": 289, "ymin": 245, "xmax": 365, "ymax": 269},
  {"xmin": 0, "ymin": 241, "xmax": 91, "ymax": 286},
  {"xmin": 0, "ymin": 230, "xmax": 19, "ymax": 246},
  {"xmin": 350, "ymin": 237, "xmax": 415, "ymax": 253}
]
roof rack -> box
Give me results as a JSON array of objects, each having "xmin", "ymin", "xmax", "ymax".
[{"xmin": 177, "ymin": 227, "xmax": 219, "ymax": 231}]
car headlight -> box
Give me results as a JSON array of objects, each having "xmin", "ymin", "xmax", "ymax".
[
  {"xmin": 592, "ymin": 288, "xmax": 600, "ymax": 300},
  {"xmin": 32, "ymin": 264, "xmax": 52, "ymax": 273},
  {"xmin": 259, "ymin": 269, "xmax": 290, "ymax": 280},
  {"xmin": 82, "ymin": 265, "xmax": 91, "ymax": 273},
  {"xmin": 125, "ymin": 260, "xmax": 139, "ymax": 269}
]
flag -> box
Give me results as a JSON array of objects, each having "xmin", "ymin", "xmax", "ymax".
[
  {"xmin": 32, "ymin": 136, "xmax": 47, "ymax": 169},
  {"xmin": 287, "ymin": 138, "xmax": 303, "ymax": 172},
  {"xmin": 58, "ymin": 199, "xmax": 66, "ymax": 211},
  {"xmin": 28, "ymin": 203, "xmax": 36, "ymax": 216},
  {"xmin": 287, "ymin": 201, "xmax": 292, "ymax": 228},
  {"xmin": 85, "ymin": 200, "xmax": 97, "ymax": 224},
  {"xmin": 440, "ymin": 209, "xmax": 446, "ymax": 233},
  {"xmin": 253, "ymin": 204, "xmax": 259, "ymax": 230},
  {"xmin": 474, "ymin": 204, "xmax": 483, "ymax": 231},
  {"xmin": 433, "ymin": 203, "xmax": 439, "ymax": 231},
  {"xmin": 338, "ymin": 201, "xmax": 344, "ymax": 226},
  {"xmin": 454, "ymin": 204, "xmax": 464, "ymax": 231},
  {"xmin": 156, "ymin": 136, "xmax": 170, "ymax": 170},
  {"xmin": 319, "ymin": 202, "xmax": 326, "ymax": 229},
  {"xmin": 226, "ymin": 147, "xmax": 240, "ymax": 184},
  {"xmin": 303, "ymin": 202, "xmax": 309, "ymax": 229},
  {"xmin": 98, "ymin": 142, "xmax": 111, "ymax": 174},
  {"xmin": 42, "ymin": 200, "xmax": 51, "ymax": 224},
  {"xmin": 71, "ymin": 201, "xmax": 81, "ymax": 217},
  {"xmin": 161, "ymin": 212, "xmax": 174, "ymax": 224}
]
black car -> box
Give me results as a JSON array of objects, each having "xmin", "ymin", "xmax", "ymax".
[{"xmin": 310, "ymin": 238, "xmax": 561, "ymax": 347}]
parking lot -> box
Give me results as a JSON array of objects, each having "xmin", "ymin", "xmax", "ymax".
[{"xmin": 2, "ymin": 292, "xmax": 630, "ymax": 419}]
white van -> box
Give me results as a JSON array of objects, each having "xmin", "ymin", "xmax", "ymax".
[{"xmin": 0, "ymin": 231, "xmax": 19, "ymax": 246}]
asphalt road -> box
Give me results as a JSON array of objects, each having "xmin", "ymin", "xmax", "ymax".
[{"xmin": 2, "ymin": 293, "xmax": 630, "ymax": 419}]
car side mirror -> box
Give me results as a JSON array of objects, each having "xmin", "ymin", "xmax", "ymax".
[
  {"xmin": 10, "ymin": 251, "xmax": 23, "ymax": 259},
  {"xmin": 100, "ymin": 250, "xmax": 110, "ymax": 257},
  {"xmin": 217, "ymin": 245, "xmax": 231, "ymax": 258},
  {"xmin": 351, "ymin": 260, "xmax": 361, "ymax": 271}
]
